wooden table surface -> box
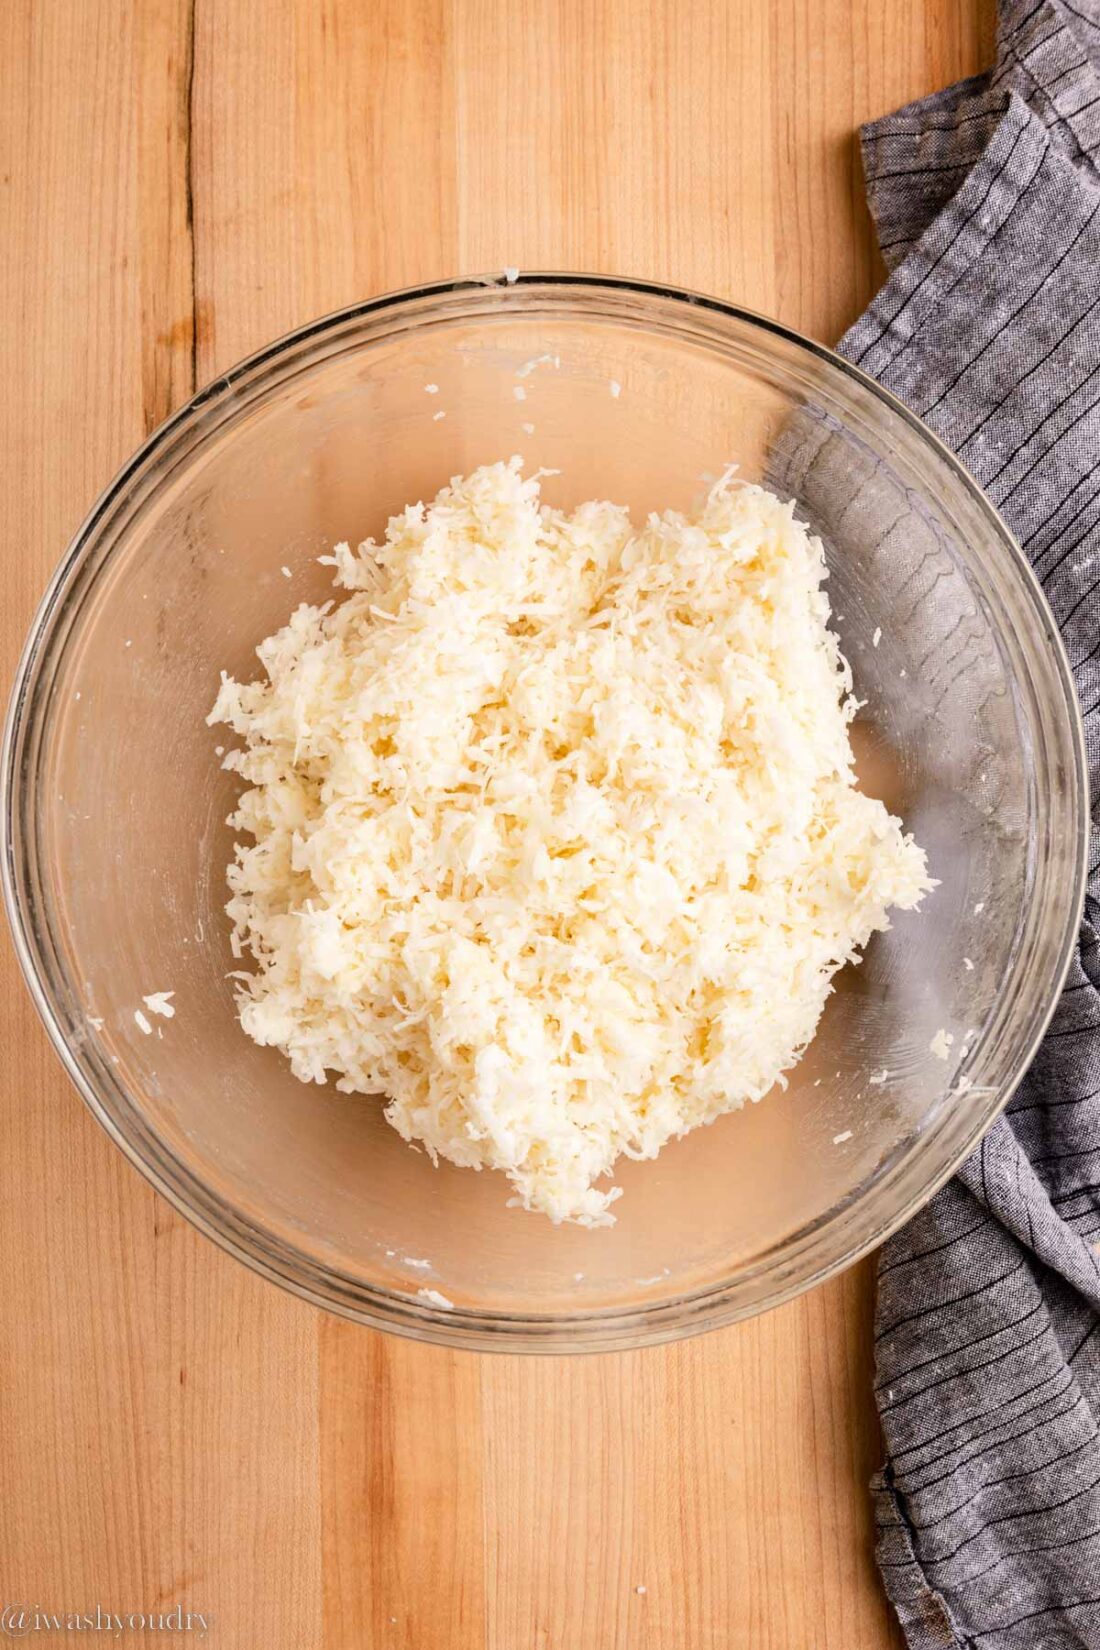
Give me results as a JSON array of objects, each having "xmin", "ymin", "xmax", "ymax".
[{"xmin": 0, "ymin": 3, "xmax": 995, "ymax": 1645}]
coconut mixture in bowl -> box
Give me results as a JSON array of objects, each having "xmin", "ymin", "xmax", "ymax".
[{"xmin": 210, "ymin": 459, "xmax": 931, "ymax": 1225}]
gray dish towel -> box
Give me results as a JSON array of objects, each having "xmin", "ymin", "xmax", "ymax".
[{"xmin": 835, "ymin": 2, "xmax": 1100, "ymax": 1644}]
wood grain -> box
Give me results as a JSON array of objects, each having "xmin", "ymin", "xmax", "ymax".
[{"xmin": 0, "ymin": 2, "xmax": 994, "ymax": 1645}]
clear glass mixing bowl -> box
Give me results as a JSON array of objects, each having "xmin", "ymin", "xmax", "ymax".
[{"xmin": 2, "ymin": 275, "xmax": 1087, "ymax": 1352}]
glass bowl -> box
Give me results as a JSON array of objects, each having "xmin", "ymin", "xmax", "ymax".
[{"xmin": 2, "ymin": 275, "xmax": 1086, "ymax": 1352}]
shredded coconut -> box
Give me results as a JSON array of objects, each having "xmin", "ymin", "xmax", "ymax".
[
  {"xmin": 930, "ymin": 1028, "xmax": 954, "ymax": 1060},
  {"xmin": 134, "ymin": 1009, "xmax": 153, "ymax": 1036},
  {"xmin": 832, "ymin": 1130, "xmax": 852, "ymax": 1145},
  {"xmin": 210, "ymin": 460, "xmax": 932, "ymax": 1225},
  {"xmin": 417, "ymin": 1287, "xmax": 454, "ymax": 1309},
  {"xmin": 142, "ymin": 991, "xmax": 176, "ymax": 1020}
]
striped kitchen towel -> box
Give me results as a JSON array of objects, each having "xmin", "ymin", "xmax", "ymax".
[{"xmin": 840, "ymin": 2, "xmax": 1100, "ymax": 1644}]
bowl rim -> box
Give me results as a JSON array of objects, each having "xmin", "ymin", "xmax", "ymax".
[{"xmin": 2, "ymin": 271, "xmax": 1089, "ymax": 1353}]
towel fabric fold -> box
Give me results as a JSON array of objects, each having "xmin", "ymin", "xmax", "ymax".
[{"xmin": 839, "ymin": 3, "xmax": 1100, "ymax": 1645}]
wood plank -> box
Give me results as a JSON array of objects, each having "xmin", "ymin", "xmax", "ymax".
[
  {"xmin": 0, "ymin": 6, "xmax": 321, "ymax": 1646},
  {"xmin": 320, "ymin": 1324, "xmax": 485, "ymax": 1650},
  {"xmin": 452, "ymin": 0, "xmax": 778, "ymax": 313},
  {"xmin": 192, "ymin": 0, "xmax": 458, "ymax": 379},
  {"xmin": 478, "ymin": 1268, "xmax": 892, "ymax": 1650}
]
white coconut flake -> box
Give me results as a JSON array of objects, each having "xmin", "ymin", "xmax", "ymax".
[
  {"xmin": 521, "ymin": 422, "xmax": 535, "ymax": 435},
  {"xmin": 868, "ymin": 1069, "xmax": 888, "ymax": 1086},
  {"xmin": 974, "ymin": 902, "xmax": 985, "ymax": 914},
  {"xmin": 833, "ymin": 1130, "xmax": 853, "ymax": 1145},
  {"xmin": 134, "ymin": 1009, "xmax": 153, "ymax": 1036},
  {"xmin": 872, "ymin": 627, "xmax": 882, "ymax": 648},
  {"xmin": 417, "ymin": 1287, "xmax": 454, "ymax": 1310},
  {"xmin": 513, "ymin": 385, "xmax": 527, "ymax": 401},
  {"xmin": 516, "ymin": 354, "xmax": 558, "ymax": 379},
  {"xmin": 609, "ymin": 379, "xmax": 622, "ymax": 398},
  {"xmin": 502, "ymin": 266, "xmax": 519, "ymax": 283},
  {"xmin": 433, "ymin": 409, "xmax": 446, "ymax": 421},
  {"xmin": 964, "ymin": 956, "xmax": 974, "ymax": 971},
  {"xmin": 87, "ymin": 1015, "xmax": 104, "ymax": 1031},
  {"xmin": 424, "ymin": 383, "xmax": 439, "ymax": 394},
  {"xmin": 930, "ymin": 1028, "xmax": 954, "ymax": 1060},
  {"xmin": 142, "ymin": 991, "xmax": 176, "ymax": 1019}
]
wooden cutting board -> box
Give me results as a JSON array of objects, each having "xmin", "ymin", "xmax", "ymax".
[{"xmin": 0, "ymin": 3, "xmax": 993, "ymax": 1644}]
